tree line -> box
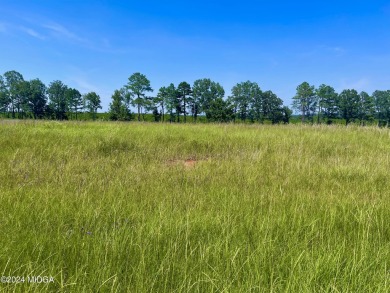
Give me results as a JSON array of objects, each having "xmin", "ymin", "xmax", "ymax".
[
  {"xmin": 293, "ymin": 82, "xmax": 390, "ymax": 126},
  {"xmin": 1, "ymin": 70, "xmax": 390, "ymax": 126},
  {"xmin": 109, "ymin": 73, "xmax": 291, "ymax": 124},
  {"xmin": 0, "ymin": 70, "xmax": 102, "ymax": 120}
]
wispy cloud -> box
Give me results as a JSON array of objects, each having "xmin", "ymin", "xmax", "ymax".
[
  {"xmin": 73, "ymin": 78, "xmax": 100, "ymax": 94},
  {"xmin": 326, "ymin": 46, "xmax": 346, "ymax": 57},
  {"xmin": 297, "ymin": 45, "xmax": 347, "ymax": 59},
  {"xmin": 1, "ymin": 22, "xmax": 46, "ymax": 40},
  {"xmin": 42, "ymin": 22, "xmax": 87, "ymax": 44},
  {"xmin": 5, "ymin": 14, "xmax": 120, "ymax": 53},
  {"xmin": 66, "ymin": 71, "xmax": 100, "ymax": 94},
  {"xmin": 19, "ymin": 26, "xmax": 45, "ymax": 40},
  {"xmin": 339, "ymin": 78, "xmax": 371, "ymax": 92},
  {"xmin": 68, "ymin": 76, "xmax": 112, "ymax": 109}
]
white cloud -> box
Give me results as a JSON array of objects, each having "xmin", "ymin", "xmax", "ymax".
[
  {"xmin": 42, "ymin": 22, "xmax": 87, "ymax": 43},
  {"xmin": 327, "ymin": 46, "xmax": 346, "ymax": 56},
  {"xmin": 73, "ymin": 78, "xmax": 99, "ymax": 93},
  {"xmin": 67, "ymin": 76, "xmax": 112, "ymax": 110},
  {"xmin": 339, "ymin": 78, "xmax": 371, "ymax": 92},
  {"xmin": 20, "ymin": 26, "xmax": 45, "ymax": 40},
  {"xmin": 70, "ymin": 78, "xmax": 99, "ymax": 94},
  {"xmin": 298, "ymin": 45, "xmax": 347, "ymax": 59}
]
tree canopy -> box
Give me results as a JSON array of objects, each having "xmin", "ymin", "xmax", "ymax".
[
  {"xmin": 126, "ymin": 72, "xmax": 153, "ymax": 121},
  {"xmin": 2, "ymin": 69, "xmax": 390, "ymax": 127}
]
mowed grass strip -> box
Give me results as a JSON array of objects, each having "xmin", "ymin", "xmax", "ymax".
[{"xmin": 1, "ymin": 121, "xmax": 390, "ymax": 292}]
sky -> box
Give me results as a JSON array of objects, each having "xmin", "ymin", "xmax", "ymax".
[{"xmin": 1, "ymin": 0, "xmax": 390, "ymax": 111}]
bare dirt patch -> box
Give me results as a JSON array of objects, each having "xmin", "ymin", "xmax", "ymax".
[
  {"xmin": 183, "ymin": 159, "xmax": 197, "ymax": 168},
  {"xmin": 165, "ymin": 157, "xmax": 210, "ymax": 169}
]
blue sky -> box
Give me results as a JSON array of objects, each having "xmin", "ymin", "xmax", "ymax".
[{"xmin": 1, "ymin": 0, "xmax": 390, "ymax": 111}]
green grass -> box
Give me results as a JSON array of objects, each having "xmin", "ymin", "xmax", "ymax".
[{"xmin": 1, "ymin": 121, "xmax": 390, "ymax": 292}]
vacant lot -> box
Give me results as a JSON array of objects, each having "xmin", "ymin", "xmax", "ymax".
[{"xmin": 1, "ymin": 121, "xmax": 390, "ymax": 292}]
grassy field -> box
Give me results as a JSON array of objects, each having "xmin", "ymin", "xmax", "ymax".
[{"xmin": 1, "ymin": 121, "xmax": 390, "ymax": 292}]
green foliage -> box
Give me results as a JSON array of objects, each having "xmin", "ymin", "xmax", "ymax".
[
  {"xmin": 293, "ymin": 81, "xmax": 316, "ymax": 123},
  {"xmin": 3, "ymin": 70, "xmax": 24, "ymax": 118},
  {"xmin": 164, "ymin": 83, "xmax": 181, "ymax": 122},
  {"xmin": 3, "ymin": 69, "xmax": 390, "ymax": 128},
  {"xmin": 338, "ymin": 89, "xmax": 360, "ymax": 125},
  {"xmin": 152, "ymin": 107, "xmax": 161, "ymax": 121},
  {"xmin": 206, "ymin": 97, "xmax": 234, "ymax": 122},
  {"xmin": 66, "ymin": 88, "xmax": 83, "ymax": 120},
  {"xmin": 108, "ymin": 90, "xmax": 132, "ymax": 121},
  {"xmin": 260, "ymin": 90, "xmax": 284, "ymax": 123},
  {"xmin": 0, "ymin": 75, "xmax": 9, "ymax": 114},
  {"xmin": 126, "ymin": 72, "xmax": 153, "ymax": 121},
  {"xmin": 248, "ymin": 86, "xmax": 263, "ymax": 122},
  {"xmin": 47, "ymin": 80, "xmax": 68, "ymax": 120},
  {"xmin": 270, "ymin": 105, "xmax": 292, "ymax": 124},
  {"xmin": 373, "ymin": 90, "xmax": 390, "ymax": 126},
  {"xmin": 177, "ymin": 81, "xmax": 192, "ymax": 123},
  {"xmin": 229, "ymin": 82, "xmax": 286, "ymax": 124},
  {"xmin": 192, "ymin": 78, "xmax": 225, "ymax": 122},
  {"xmin": 13, "ymin": 80, "xmax": 31, "ymax": 118},
  {"xmin": 25, "ymin": 79, "xmax": 47, "ymax": 119},
  {"xmin": 83, "ymin": 92, "xmax": 102, "ymax": 120},
  {"xmin": 358, "ymin": 91, "xmax": 375, "ymax": 125},
  {"xmin": 316, "ymin": 84, "xmax": 338, "ymax": 123},
  {"xmin": 155, "ymin": 86, "xmax": 168, "ymax": 122},
  {"xmin": 230, "ymin": 81, "xmax": 261, "ymax": 121}
]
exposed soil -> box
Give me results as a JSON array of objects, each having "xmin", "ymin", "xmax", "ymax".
[
  {"xmin": 166, "ymin": 157, "xmax": 210, "ymax": 168},
  {"xmin": 183, "ymin": 159, "xmax": 197, "ymax": 168}
]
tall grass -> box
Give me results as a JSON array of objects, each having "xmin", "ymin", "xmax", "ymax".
[{"xmin": 0, "ymin": 121, "xmax": 390, "ymax": 292}]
